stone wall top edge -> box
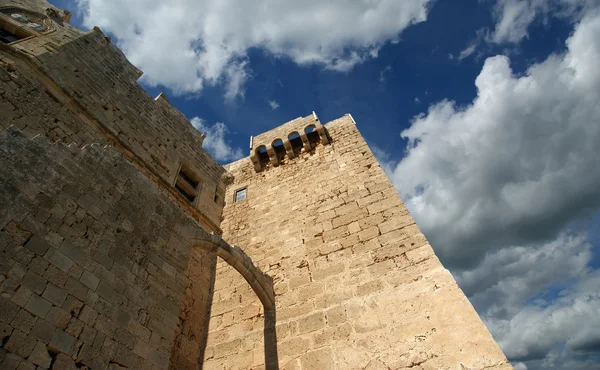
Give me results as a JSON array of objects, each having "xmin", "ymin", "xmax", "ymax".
[
  {"xmin": 226, "ymin": 113, "xmax": 355, "ymax": 164},
  {"xmin": 1, "ymin": 0, "xmax": 57, "ymax": 15}
]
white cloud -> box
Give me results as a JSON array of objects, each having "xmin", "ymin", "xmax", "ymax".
[
  {"xmin": 76, "ymin": 0, "xmax": 432, "ymax": 97},
  {"xmin": 491, "ymin": 0, "xmax": 542, "ymax": 43},
  {"xmin": 455, "ymin": 232, "xmax": 595, "ymax": 367},
  {"xmin": 389, "ymin": 11, "xmax": 600, "ymax": 369},
  {"xmin": 391, "ymin": 11, "xmax": 600, "ymax": 268},
  {"xmin": 449, "ymin": 42, "xmax": 478, "ymax": 61},
  {"xmin": 223, "ymin": 61, "xmax": 250, "ymax": 101},
  {"xmin": 268, "ymin": 100, "xmax": 279, "ymax": 110},
  {"xmin": 490, "ymin": 0, "xmax": 597, "ymax": 44},
  {"xmin": 190, "ymin": 117, "xmax": 244, "ymax": 162},
  {"xmin": 370, "ymin": 145, "xmax": 396, "ymax": 179},
  {"xmin": 379, "ymin": 65, "xmax": 392, "ymax": 83}
]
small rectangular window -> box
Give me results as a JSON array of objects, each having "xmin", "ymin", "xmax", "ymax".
[
  {"xmin": 0, "ymin": 27, "xmax": 23, "ymax": 43},
  {"xmin": 234, "ymin": 188, "xmax": 247, "ymax": 202},
  {"xmin": 175, "ymin": 164, "xmax": 200, "ymax": 203},
  {"xmin": 0, "ymin": 17, "xmax": 32, "ymax": 44}
]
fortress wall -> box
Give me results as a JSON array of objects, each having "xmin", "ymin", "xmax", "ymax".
[
  {"xmin": 0, "ymin": 127, "xmax": 215, "ymax": 370},
  {"xmin": 0, "ymin": 14, "xmax": 226, "ymax": 227},
  {"xmin": 209, "ymin": 115, "xmax": 511, "ymax": 370}
]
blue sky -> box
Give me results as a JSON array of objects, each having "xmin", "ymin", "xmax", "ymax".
[{"xmin": 55, "ymin": 0, "xmax": 600, "ymax": 368}]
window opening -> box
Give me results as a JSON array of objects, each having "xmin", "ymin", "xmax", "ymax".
[
  {"xmin": 305, "ymin": 125, "xmax": 320, "ymax": 146},
  {"xmin": 288, "ymin": 132, "xmax": 303, "ymax": 155},
  {"xmin": 234, "ymin": 188, "xmax": 247, "ymax": 202},
  {"xmin": 0, "ymin": 21, "xmax": 26, "ymax": 43},
  {"xmin": 175, "ymin": 165, "xmax": 200, "ymax": 203},
  {"xmin": 179, "ymin": 167, "xmax": 199, "ymax": 188},
  {"xmin": 0, "ymin": 11, "xmax": 41, "ymax": 44},
  {"xmin": 256, "ymin": 145, "xmax": 269, "ymax": 165},
  {"xmin": 176, "ymin": 184, "xmax": 195, "ymax": 203},
  {"xmin": 272, "ymin": 139, "xmax": 285, "ymax": 160}
]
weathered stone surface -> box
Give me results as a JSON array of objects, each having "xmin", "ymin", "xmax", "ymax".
[
  {"xmin": 0, "ymin": 127, "xmax": 215, "ymax": 369},
  {"xmin": 204, "ymin": 115, "xmax": 511, "ymax": 369},
  {"xmin": 27, "ymin": 341, "xmax": 51, "ymax": 368},
  {"xmin": 0, "ymin": 1, "xmax": 511, "ymax": 368}
]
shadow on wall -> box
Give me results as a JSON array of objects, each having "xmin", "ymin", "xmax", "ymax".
[
  {"xmin": 265, "ymin": 307, "xmax": 279, "ymax": 370},
  {"xmin": 190, "ymin": 232, "xmax": 279, "ymax": 369}
]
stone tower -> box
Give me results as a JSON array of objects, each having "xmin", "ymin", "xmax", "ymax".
[
  {"xmin": 0, "ymin": 0, "xmax": 510, "ymax": 369},
  {"xmin": 203, "ymin": 114, "xmax": 511, "ymax": 369}
]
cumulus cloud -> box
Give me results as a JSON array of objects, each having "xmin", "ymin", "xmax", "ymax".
[
  {"xmin": 75, "ymin": 0, "xmax": 432, "ymax": 97},
  {"xmin": 190, "ymin": 117, "xmax": 244, "ymax": 163},
  {"xmin": 390, "ymin": 10, "xmax": 600, "ymax": 369},
  {"xmin": 392, "ymin": 11, "xmax": 600, "ymax": 268},
  {"xmin": 456, "ymin": 232, "xmax": 596, "ymax": 366},
  {"xmin": 268, "ymin": 100, "xmax": 279, "ymax": 110}
]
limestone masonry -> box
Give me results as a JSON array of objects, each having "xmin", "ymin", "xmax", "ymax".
[{"xmin": 0, "ymin": 1, "xmax": 512, "ymax": 369}]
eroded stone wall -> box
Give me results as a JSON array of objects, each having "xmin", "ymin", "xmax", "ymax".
[
  {"xmin": 207, "ymin": 115, "xmax": 511, "ymax": 370},
  {"xmin": 0, "ymin": 0, "xmax": 226, "ymax": 227},
  {"xmin": 0, "ymin": 127, "xmax": 215, "ymax": 370}
]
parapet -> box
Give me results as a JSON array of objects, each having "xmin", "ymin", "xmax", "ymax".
[{"xmin": 249, "ymin": 112, "xmax": 330, "ymax": 172}]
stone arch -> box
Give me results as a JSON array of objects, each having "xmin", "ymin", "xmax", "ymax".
[
  {"xmin": 191, "ymin": 232, "xmax": 274, "ymax": 309},
  {"xmin": 272, "ymin": 138, "xmax": 286, "ymax": 162},
  {"xmin": 255, "ymin": 145, "xmax": 269, "ymax": 165},
  {"xmin": 288, "ymin": 131, "xmax": 303, "ymax": 155},
  {"xmin": 304, "ymin": 124, "xmax": 320, "ymax": 146}
]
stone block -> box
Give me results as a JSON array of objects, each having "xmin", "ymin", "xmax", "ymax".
[
  {"xmin": 30, "ymin": 319, "xmax": 55, "ymax": 343},
  {"xmin": 21, "ymin": 271, "xmax": 46, "ymax": 295},
  {"xmin": 27, "ymin": 341, "xmax": 51, "ymax": 368},
  {"xmin": 53, "ymin": 353, "xmax": 78, "ymax": 370},
  {"xmin": 0, "ymin": 321, "xmax": 13, "ymax": 341},
  {"xmin": 59, "ymin": 240, "xmax": 86, "ymax": 264},
  {"xmin": 24, "ymin": 295, "xmax": 52, "ymax": 319},
  {"xmin": 325, "ymin": 305, "xmax": 347, "ymax": 325},
  {"xmin": 7, "ymin": 262, "xmax": 27, "ymax": 282},
  {"xmin": 133, "ymin": 339, "xmax": 150, "ymax": 360},
  {"xmin": 298, "ymin": 312, "xmax": 325, "ymax": 334},
  {"xmin": 46, "ymin": 306, "xmax": 71, "ymax": 330},
  {"xmin": 5, "ymin": 330, "xmax": 36, "ymax": 358},
  {"xmin": 62, "ymin": 295, "xmax": 84, "ymax": 316},
  {"xmin": 48, "ymin": 329, "xmax": 75, "ymax": 354},
  {"xmin": 358, "ymin": 225, "xmax": 380, "ymax": 241},
  {"xmin": 65, "ymin": 277, "xmax": 88, "ymax": 301},
  {"xmin": 42, "ymin": 283, "xmax": 68, "ymax": 306},
  {"xmin": 42, "ymin": 265, "xmax": 68, "ymax": 287},
  {"xmin": 1, "ymin": 353, "xmax": 22, "ymax": 370},
  {"xmin": 11, "ymin": 285, "xmax": 33, "ymax": 308},
  {"xmin": 79, "ymin": 325, "xmax": 97, "ymax": 344},
  {"xmin": 43, "ymin": 248, "xmax": 73, "ymax": 273},
  {"xmin": 10, "ymin": 310, "xmax": 37, "ymax": 334},
  {"xmin": 312, "ymin": 263, "xmax": 345, "ymax": 281},
  {"xmin": 356, "ymin": 279, "xmax": 385, "ymax": 296},
  {"xmin": 148, "ymin": 350, "xmax": 169, "ymax": 370},
  {"xmin": 78, "ymin": 305, "xmax": 98, "ymax": 326},
  {"xmin": 79, "ymin": 270, "xmax": 100, "ymax": 291},
  {"xmin": 0, "ymin": 298, "xmax": 21, "ymax": 323},
  {"xmin": 24, "ymin": 236, "xmax": 50, "ymax": 256}
]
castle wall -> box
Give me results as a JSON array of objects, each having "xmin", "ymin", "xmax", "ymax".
[
  {"xmin": 0, "ymin": 127, "xmax": 215, "ymax": 370},
  {"xmin": 0, "ymin": 0, "xmax": 226, "ymax": 228},
  {"xmin": 207, "ymin": 115, "xmax": 511, "ymax": 370}
]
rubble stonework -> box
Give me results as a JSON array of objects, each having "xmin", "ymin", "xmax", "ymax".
[{"xmin": 0, "ymin": 0, "xmax": 512, "ymax": 369}]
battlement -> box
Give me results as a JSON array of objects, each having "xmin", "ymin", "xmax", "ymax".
[{"xmin": 249, "ymin": 112, "xmax": 330, "ymax": 171}]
